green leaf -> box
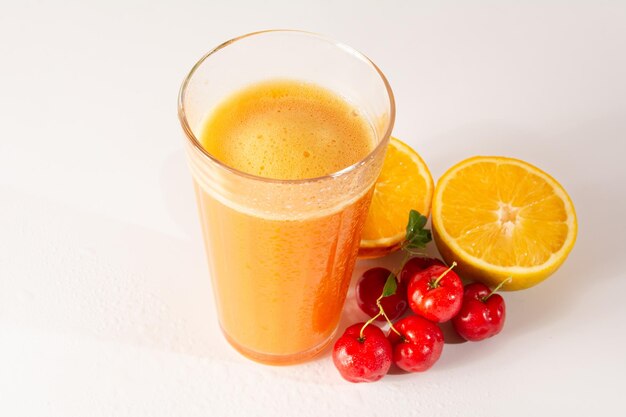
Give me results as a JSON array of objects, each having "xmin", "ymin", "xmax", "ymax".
[
  {"xmin": 404, "ymin": 209, "xmax": 432, "ymax": 249},
  {"xmin": 382, "ymin": 274, "xmax": 397, "ymax": 297}
]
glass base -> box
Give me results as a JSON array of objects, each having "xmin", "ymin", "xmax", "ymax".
[{"xmin": 221, "ymin": 326, "xmax": 337, "ymax": 366}]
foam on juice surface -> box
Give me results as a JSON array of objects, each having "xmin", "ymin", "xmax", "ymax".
[{"xmin": 200, "ymin": 80, "xmax": 375, "ymax": 180}]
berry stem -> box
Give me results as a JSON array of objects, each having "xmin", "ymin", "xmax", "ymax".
[
  {"xmin": 360, "ymin": 251, "xmax": 411, "ymax": 339},
  {"xmin": 359, "ymin": 311, "xmax": 383, "ymax": 340},
  {"xmin": 376, "ymin": 251, "xmax": 411, "ymax": 337},
  {"xmin": 483, "ymin": 276, "xmax": 513, "ymax": 301},
  {"xmin": 378, "ymin": 299, "xmax": 402, "ymax": 337},
  {"xmin": 362, "ymin": 250, "xmax": 447, "ymax": 340},
  {"xmin": 431, "ymin": 261, "xmax": 457, "ymax": 288},
  {"xmin": 386, "ymin": 251, "xmax": 411, "ymax": 287}
]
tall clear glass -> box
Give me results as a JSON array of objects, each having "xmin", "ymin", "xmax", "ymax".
[{"xmin": 178, "ymin": 30, "xmax": 395, "ymax": 365}]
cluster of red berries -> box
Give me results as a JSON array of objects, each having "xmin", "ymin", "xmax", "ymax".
[{"xmin": 332, "ymin": 257, "xmax": 508, "ymax": 383}]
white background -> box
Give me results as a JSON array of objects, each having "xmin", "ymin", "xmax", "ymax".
[{"xmin": 1, "ymin": 1, "xmax": 625, "ymax": 416}]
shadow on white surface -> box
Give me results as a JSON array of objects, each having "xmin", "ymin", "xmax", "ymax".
[
  {"xmin": 0, "ymin": 186, "xmax": 232, "ymax": 361},
  {"xmin": 4, "ymin": 116, "xmax": 622, "ymax": 387},
  {"xmin": 159, "ymin": 150, "xmax": 199, "ymax": 239}
]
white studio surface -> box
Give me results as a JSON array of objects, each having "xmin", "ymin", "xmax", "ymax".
[{"xmin": 1, "ymin": 1, "xmax": 625, "ymax": 416}]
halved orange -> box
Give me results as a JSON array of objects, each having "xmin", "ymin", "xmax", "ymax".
[
  {"xmin": 359, "ymin": 137, "xmax": 434, "ymax": 258},
  {"xmin": 432, "ymin": 156, "xmax": 577, "ymax": 290}
]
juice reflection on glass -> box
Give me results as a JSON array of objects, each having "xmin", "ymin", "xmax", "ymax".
[{"xmin": 178, "ymin": 31, "xmax": 395, "ymax": 365}]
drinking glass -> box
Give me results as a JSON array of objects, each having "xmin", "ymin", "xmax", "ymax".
[{"xmin": 178, "ymin": 30, "xmax": 395, "ymax": 365}]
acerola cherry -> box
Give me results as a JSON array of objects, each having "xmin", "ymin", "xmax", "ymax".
[
  {"xmin": 452, "ymin": 282, "xmax": 507, "ymax": 341},
  {"xmin": 388, "ymin": 315, "xmax": 444, "ymax": 372},
  {"xmin": 333, "ymin": 323, "xmax": 392, "ymax": 383},
  {"xmin": 356, "ymin": 268, "xmax": 407, "ymax": 322},
  {"xmin": 407, "ymin": 263, "xmax": 463, "ymax": 323},
  {"xmin": 399, "ymin": 257, "xmax": 445, "ymax": 283}
]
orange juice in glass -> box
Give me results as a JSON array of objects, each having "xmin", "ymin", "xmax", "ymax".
[{"xmin": 178, "ymin": 31, "xmax": 394, "ymax": 365}]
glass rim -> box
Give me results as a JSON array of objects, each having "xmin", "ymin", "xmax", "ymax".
[{"xmin": 177, "ymin": 29, "xmax": 396, "ymax": 185}]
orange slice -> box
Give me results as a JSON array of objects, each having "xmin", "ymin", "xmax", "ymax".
[
  {"xmin": 359, "ymin": 137, "xmax": 434, "ymax": 258},
  {"xmin": 432, "ymin": 156, "xmax": 577, "ymax": 290}
]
